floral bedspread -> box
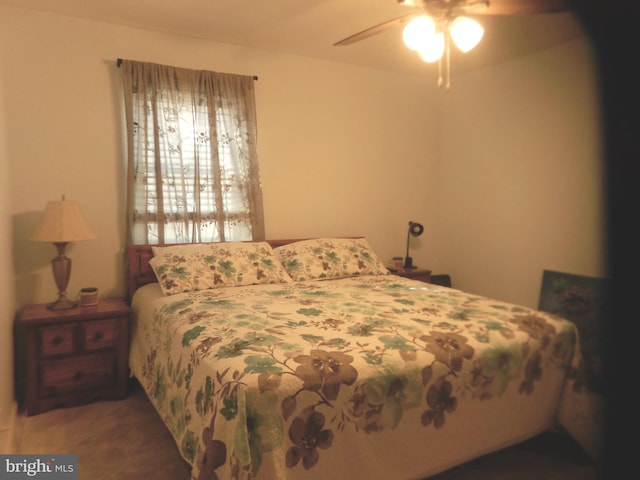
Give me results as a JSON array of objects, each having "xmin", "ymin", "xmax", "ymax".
[{"xmin": 129, "ymin": 275, "xmax": 591, "ymax": 480}]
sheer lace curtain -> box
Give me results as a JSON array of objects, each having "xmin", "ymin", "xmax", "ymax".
[{"xmin": 121, "ymin": 60, "xmax": 265, "ymax": 245}]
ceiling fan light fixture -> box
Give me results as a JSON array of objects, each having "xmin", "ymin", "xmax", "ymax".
[
  {"xmin": 335, "ymin": 0, "xmax": 569, "ymax": 91},
  {"xmin": 418, "ymin": 31, "xmax": 445, "ymax": 62},
  {"xmin": 449, "ymin": 16, "xmax": 484, "ymax": 53},
  {"xmin": 402, "ymin": 15, "xmax": 436, "ymax": 51}
]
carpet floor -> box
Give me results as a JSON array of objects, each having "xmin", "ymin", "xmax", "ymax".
[{"xmin": 13, "ymin": 379, "xmax": 599, "ymax": 480}]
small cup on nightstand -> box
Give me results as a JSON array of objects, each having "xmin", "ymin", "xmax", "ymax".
[
  {"xmin": 392, "ymin": 257, "xmax": 404, "ymax": 270},
  {"xmin": 78, "ymin": 287, "xmax": 99, "ymax": 307}
]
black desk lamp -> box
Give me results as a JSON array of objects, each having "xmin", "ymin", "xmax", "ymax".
[{"xmin": 404, "ymin": 221, "xmax": 424, "ymax": 269}]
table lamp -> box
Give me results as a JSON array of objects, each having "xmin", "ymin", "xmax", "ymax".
[
  {"xmin": 404, "ymin": 220, "xmax": 424, "ymax": 269},
  {"xmin": 31, "ymin": 196, "xmax": 95, "ymax": 310}
]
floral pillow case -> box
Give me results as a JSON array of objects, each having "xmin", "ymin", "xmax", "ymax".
[
  {"xmin": 150, "ymin": 242, "xmax": 292, "ymax": 296},
  {"xmin": 274, "ymin": 237, "xmax": 389, "ymax": 282}
]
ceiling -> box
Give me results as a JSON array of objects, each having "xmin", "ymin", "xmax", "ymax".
[{"xmin": 0, "ymin": 0, "xmax": 585, "ymax": 77}]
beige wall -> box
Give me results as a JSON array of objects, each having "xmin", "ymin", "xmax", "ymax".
[
  {"xmin": 0, "ymin": 31, "xmax": 17, "ymax": 448},
  {"xmin": 0, "ymin": 5, "xmax": 603, "ymax": 431},
  {"xmin": 436, "ymin": 36, "xmax": 604, "ymax": 307},
  {"xmin": 1, "ymin": 6, "xmax": 441, "ymax": 311}
]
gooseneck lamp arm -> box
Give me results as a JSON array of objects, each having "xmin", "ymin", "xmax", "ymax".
[{"xmin": 404, "ymin": 221, "xmax": 424, "ymax": 269}]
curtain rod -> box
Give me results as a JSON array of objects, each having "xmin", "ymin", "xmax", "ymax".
[{"xmin": 116, "ymin": 58, "xmax": 258, "ymax": 80}]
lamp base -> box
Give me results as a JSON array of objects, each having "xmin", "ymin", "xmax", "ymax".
[
  {"xmin": 403, "ymin": 257, "xmax": 417, "ymax": 269},
  {"xmin": 47, "ymin": 242, "xmax": 77, "ymax": 310},
  {"xmin": 47, "ymin": 295, "xmax": 78, "ymax": 311}
]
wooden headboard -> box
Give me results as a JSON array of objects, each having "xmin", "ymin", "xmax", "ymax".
[{"xmin": 126, "ymin": 239, "xmax": 313, "ymax": 302}]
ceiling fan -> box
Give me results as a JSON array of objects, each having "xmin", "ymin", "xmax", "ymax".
[{"xmin": 334, "ymin": 0, "xmax": 571, "ymax": 90}]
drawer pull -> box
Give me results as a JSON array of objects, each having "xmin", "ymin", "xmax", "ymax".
[
  {"xmin": 52, "ymin": 336, "xmax": 64, "ymax": 346},
  {"xmin": 93, "ymin": 331, "xmax": 104, "ymax": 341},
  {"xmin": 73, "ymin": 371, "xmax": 85, "ymax": 381}
]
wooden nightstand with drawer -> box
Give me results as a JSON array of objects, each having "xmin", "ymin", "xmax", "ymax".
[
  {"xmin": 20, "ymin": 297, "xmax": 131, "ymax": 416},
  {"xmin": 390, "ymin": 267, "xmax": 433, "ymax": 283}
]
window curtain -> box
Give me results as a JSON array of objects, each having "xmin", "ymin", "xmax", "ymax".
[{"xmin": 121, "ymin": 60, "xmax": 265, "ymax": 244}]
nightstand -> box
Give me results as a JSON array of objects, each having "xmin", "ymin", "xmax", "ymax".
[
  {"xmin": 390, "ymin": 267, "xmax": 432, "ymax": 283},
  {"xmin": 20, "ymin": 297, "xmax": 131, "ymax": 416}
]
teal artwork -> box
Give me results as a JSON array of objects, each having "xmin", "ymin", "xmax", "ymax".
[{"xmin": 538, "ymin": 270, "xmax": 607, "ymax": 394}]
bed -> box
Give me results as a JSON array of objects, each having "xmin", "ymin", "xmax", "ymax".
[{"xmin": 126, "ymin": 237, "xmax": 600, "ymax": 480}]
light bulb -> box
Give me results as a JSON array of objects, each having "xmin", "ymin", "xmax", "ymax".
[
  {"xmin": 402, "ymin": 15, "xmax": 437, "ymax": 51},
  {"xmin": 449, "ymin": 16, "xmax": 484, "ymax": 53},
  {"xmin": 418, "ymin": 31, "xmax": 445, "ymax": 63}
]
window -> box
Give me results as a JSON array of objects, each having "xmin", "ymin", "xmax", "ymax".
[{"xmin": 121, "ymin": 60, "xmax": 265, "ymax": 244}]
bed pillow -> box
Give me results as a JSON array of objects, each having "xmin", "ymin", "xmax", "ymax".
[
  {"xmin": 149, "ymin": 242, "xmax": 292, "ymax": 296},
  {"xmin": 274, "ymin": 237, "xmax": 389, "ymax": 282}
]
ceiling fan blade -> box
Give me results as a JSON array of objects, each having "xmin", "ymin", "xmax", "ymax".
[
  {"xmin": 397, "ymin": 0, "xmax": 570, "ymax": 15},
  {"xmin": 334, "ymin": 13, "xmax": 416, "ymax": 46},
  {"xmin": 476, "ymin": 0, "xmax": 571, "ymax": 15}
]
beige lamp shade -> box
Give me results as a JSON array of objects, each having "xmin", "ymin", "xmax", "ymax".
[{"xmin": 31, "ymin": 198, "xmax": 95, "ymax": 242}]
